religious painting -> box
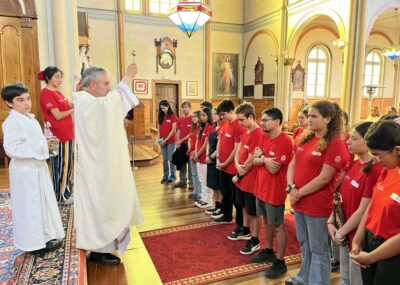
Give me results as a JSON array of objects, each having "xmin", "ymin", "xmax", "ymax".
[
  {"xmin": 133, "ymin": 79, "xmax": 148, "ymax": 94},
  {"xmin": 292, "ymin": 61, "xmax": 305, "ymax": 91},
  {"xmin": 212, "ymin": 53, "xmax": 239, "ymax": 97},
  {"xmin": 186, "ymin": 81, "xmax": 198, "ymax": 96}
]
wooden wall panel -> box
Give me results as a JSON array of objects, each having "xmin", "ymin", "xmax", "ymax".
[
  {"xmin": 245, "ymin": 98, "xmax": 274, "ymax": 120},
  {"xmin": 211, "ymin": 97, "xmax": 241, "ymax": 108},
  {"xmin": 360, "ymin": 98, "xmax": 394, "ymax": 119},
  {"xmin": 141, "ymin": 99, "xmax": 153, "ymax": 137}
]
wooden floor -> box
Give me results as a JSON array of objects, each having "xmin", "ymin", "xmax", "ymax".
[{"xmin": 0, "ymin": 143, "xmax": 341, "ymax": 285}]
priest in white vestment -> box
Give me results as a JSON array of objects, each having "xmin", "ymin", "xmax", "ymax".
[
  {"xmin": 1, "ymin": 83, "xmax": 64, "ymax": 253},
  {"xmin": 73, "ymin": 64, "xmax": 143, "ymax": 265}
]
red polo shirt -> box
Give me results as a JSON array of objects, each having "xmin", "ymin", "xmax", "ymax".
[
  {"xmin": 235, "ymin": 127, "xmax": 263, "ymax": 193},
  {"xmin": 292, "ymin": 136, "xmax": 349, "ymax": 217},
  {"xmin": 339, "ymin": 160, "xmax": 382, "ymax": 246},
  {"xmin": 159, "ymin": 114, "xmax": 178, "ymax": 144},
  {"xmin": 39, "ymin": 88, "xmax": 74, "ymax": 142},
  {"xmin": 365, "ymin": 167, "xmax": 400, "ymax": 240},
  {"xmin": 218, "ymin": 120, "xmax": 246, "ymax": 175},
  {"xmin": 177, "ymin": 116, "xmax": 192, "ymax": 143},
  {"xmin": 254, "ymin": 132, "xmax": 294, "ymax": 205}
]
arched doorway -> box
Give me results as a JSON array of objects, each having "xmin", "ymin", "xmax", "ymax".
[{"xmin": 0, "ymin": 0, "xmax": 41, "ymax": 136}]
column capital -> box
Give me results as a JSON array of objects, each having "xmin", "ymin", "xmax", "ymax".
[{"xmin": 284, "ymin": 58, "xmax": 295, "ymax": 66}]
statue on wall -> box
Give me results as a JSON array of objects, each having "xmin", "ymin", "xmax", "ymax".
[
  {"xmin": 292, "ymin": 61, "xmax": 305, "ymax": 91},
  {"xmin": 254, "ymin": 57, "xmax": 264, "ymax": 85}
]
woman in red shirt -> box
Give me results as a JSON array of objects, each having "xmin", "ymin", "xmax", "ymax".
[
  {"xmin": 188, "ymin": 111, "xmax": 201, "ymax": 200},
  {"xmin": 350, "ymin": 121, "xmax": 400, "ymax": 285},
  {"xmin": 327, "ymin": 121, "xmax": 382, "ymax": 285},
  {"xmin": 292, "ymin": 108, "xmax": 309, "ymax": 145},
  {"xmin": 158, "ymin": 100, "xmax": 178, "ymax": 184},
  {"xmin": 286, "ymin": 101, "xmax": 349, "ymax": 285},
  {"xmin": 39, "ymin": 67, "xmax": 74, "ymax": 202}
]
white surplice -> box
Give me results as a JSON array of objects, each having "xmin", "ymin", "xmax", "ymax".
[
  {"xmin": 73, "ymin": 82, "xmax": 143, "ymax": 252},
  {"xmin": 2, "ymin": 110, "xmax": 65, "ymax": 251}
]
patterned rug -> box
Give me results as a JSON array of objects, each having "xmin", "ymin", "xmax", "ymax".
[
  {"xmin": 141, "ymin": 214, "xmax": 301, "ymax": 285},
  {"xmin": 0, "ymin": 192, "xmax": 85, "ymax": 285}
]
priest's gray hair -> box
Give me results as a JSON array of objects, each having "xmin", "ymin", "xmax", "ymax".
[{"xmin": 81, "ymin": 67, "xmax": 109, "ymax": 87}]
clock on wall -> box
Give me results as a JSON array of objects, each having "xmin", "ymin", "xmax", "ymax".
[{"xmin": 155, "ymin": 37, "xmax": 177, "ymax": 74}]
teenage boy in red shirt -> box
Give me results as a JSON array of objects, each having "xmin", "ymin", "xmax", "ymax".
[
  {"xmin": 212, "ymin": 100, "xmax": 245, "ymax": 230},
  {"xmin": 252, "ymin": 108, "xmax": 294, "ymax": 279},
  {"xmin": 176, "ymin": 100, "xmax": 193, "ymax": 188},
  {"xmin": 229, "ymin": 103, "xmax": 264, "ymax": 255}
]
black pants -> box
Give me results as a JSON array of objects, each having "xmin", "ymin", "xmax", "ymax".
[
  {"xmin": 361, "ymin": 230, "xmax": 400, "ymax": 285},
  {"xmin": 219, "ymin": 171, "xmax": 243, "ymax": 226}
]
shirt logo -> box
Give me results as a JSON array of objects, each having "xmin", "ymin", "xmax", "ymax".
[
  {"xmin": 166, "ymin": 120, "xmax": 171, "ymax": 122},
  {"xmin": 335, "ymin": 156, "xmax": 342, "ymax": 163},
  {"xmin": 225, "ymin": 133, "xmax": 231, "ymax": 138},
  {"xmin": 46, "ymin": 103, "xmax": 53, "ymax": 108},
  {"xmin": 376, "ymin": 184, "xmax": 384, "ymax": 191},
  {"xmin": 297, "ymin": 147, "xmax": 304, "ymax": 151},
  {"xmin": 269, "ymin": 151, "xmax": 275, "ymax": 156},
  {"xmin": 350, "ymin": 180, "xmax": 359, "ymax": 188},
  {"xmin": 187, "ymin": 124, "xmax": 191, "ymax": 127},
  {"xmin": 281, "ymin": 155, "xmax": 286, "ymax": 161},
  {"xmin": 312, "ymin": 151, "xmax": 322, "ymax": 156},
  {"xmin": 244, "ymin": 145, "xmax": 249, "ymax": 149}
]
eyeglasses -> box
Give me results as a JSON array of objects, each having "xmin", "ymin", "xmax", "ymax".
[
  {"xmin": 370, "ymin": 148, "xmax": 393, "ymax": 161},
  {"xmin": 261, "ymin": 118, "xmax": 274, "ymax": 122}
]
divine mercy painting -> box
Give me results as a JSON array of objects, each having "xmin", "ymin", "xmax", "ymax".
[{"xmin": 213, "ymin": 53, "xmax": 239, "ymax": 97}]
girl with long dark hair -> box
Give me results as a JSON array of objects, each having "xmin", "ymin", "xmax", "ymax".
[{"xmin": 188, "ymin": 111, "xmax": 201, "ymax": 200}]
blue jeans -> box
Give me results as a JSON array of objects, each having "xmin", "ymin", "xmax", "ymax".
[
  {"xmin": 294, "ymin": 210, "xmax": 331, "ymax": 285},
  {"xmin": 161, "ymin": 143, "xmax": 176, "ymax": 181},
  {"xmin": 179, "ymin": 161, "xmax": 192, "ymax": 184},
  {"xmin": 189, "ymin": 161, "xmax": 201, "ymax": 200}
]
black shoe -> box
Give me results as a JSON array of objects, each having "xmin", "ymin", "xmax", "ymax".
[
  {"xmin": 166, "ymin": 180, "xmax": 175, "ymax": 185},
  {"xmin": 240, "ymin": 238, "xmax": 260, "ymax": 255},
  {"xmin": 211, "ymin": 216, "xmax": 232, "ymax": 224},
  {"xmin": 210, "ymin": 208, "xmax": 223, "ymax": 219},
  {"xmin": 227, "ymin": 227, "xmax": 251, "ymax": 241},
  {"xmin": 265, "ymin": 260, "xmax": 287, "ymax": 279},
  {"xmin": 205, "ymin": 207, "xmax": 216, "ymax": 215},
  {"xmin": 188, "ymin": 193, "xmax": 196, "ymax": 198},
  {"xmin": 285, "ymin": 278, "xmax": 305, "ymax": 285},
  {"xmin": 45, "ymin": 239, "xmax": 63, "ymax": 252},
  {"xmin": 174, "ymin": 182, "xmax": 187, "ymax": 188},
  {"xmin": 251, "ymin": 248, "xmax": 277, "ymax": 263},
  {"xmin": 89, "ymin": 252, "xmax": 121, "ymax": 265},
  {"xmin": 331, "ymin": 260, "xmax": 340, "ymax": 270},
  {"xmin": 160, "ymin": 178, "xmax": 167, "ymax": 184}
]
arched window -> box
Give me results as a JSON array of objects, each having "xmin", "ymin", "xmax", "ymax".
[
  {"xmin": 150, "ymin": 0, "xmax": 179, "ymax": 14},
  {"xmin": 363, "ymin": 50, "xmax": 383, "ymax": 97},
  {"xmin": 125, "ymin": 0, "xmax": 141, "ymax": 12},
  {"xmin": 305, "ymin": 45, "xmax": 330, "ymax": 98}
]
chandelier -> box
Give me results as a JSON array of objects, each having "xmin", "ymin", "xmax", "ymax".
[
  {"xmin": 168, "ymin": 1, "xmax": 212, "ymax": 38},
  {"xmin": 383, "ymin": 8, "xmax": 400, "ymax": 60}
]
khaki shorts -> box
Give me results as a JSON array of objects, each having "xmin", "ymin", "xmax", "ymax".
[{"xmin": 256, "ymin": 198, "xmax": 284, "ymax": 225}]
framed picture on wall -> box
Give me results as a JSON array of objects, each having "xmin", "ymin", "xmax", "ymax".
[
  {"xmin": 133, "ymin": 79, "xmax": 148, "ymax": 94},
  {"xmin": 186, "ymin": 81, "xmax": 198, "ymax": 96},
  {"xmin": 212, "ymin": 53, "xmax": 239, "ymax": 97}
]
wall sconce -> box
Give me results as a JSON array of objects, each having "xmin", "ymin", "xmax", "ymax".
[{"xmin": 333, "ymin": 39, "xmax": 345, "ymax": 49}]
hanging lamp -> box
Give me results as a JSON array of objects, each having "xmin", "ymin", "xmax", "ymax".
[{"xmin": 382, "ymin": 8, "xmax": 400, "ymax": 60}]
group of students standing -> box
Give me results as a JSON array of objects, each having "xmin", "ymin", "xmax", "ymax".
[{"xmin": 157, "ymin": 98, "xmax": 400, "ymax": 285}]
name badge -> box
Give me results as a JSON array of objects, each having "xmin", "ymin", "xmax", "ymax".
[
  {"xmin": 312, "ymin": 151, "xmax": 322, "ymax": 156},
  {"xmin": 187, "ymin": 124, "xmax": 191, "ymax": 127},
  {"xmin": 166, "ymin": 120, "xmax": 171, "ymax": 123},
  {"xmin": 350, "ymin": 180, "xmax": 359, "ymax": 188},
  {"xmin": 269, "ymin": 151, "xmax": 275, "ymax": 156},
  {"xmin": 244, "ymin": 145, "xmax": 249, "ymax": 149},
  {"xmin": 390, "ymin": 193, "xmax": 400, "ymax": 204},
  {"xmin": 202, "ymin": 133, "xmax": 206, "ymax": 136},
  {"xmin": 225, "ymin": 133, "xmax": 231, "ymax": 138}
]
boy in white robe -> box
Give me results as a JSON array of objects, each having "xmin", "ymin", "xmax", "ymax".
[
  {"xmin": 1, "ymin": 83, "xmax": 65, "ymax": 253},
  {"xmin": 73, "ymin": 63, "xmax": 143, "ymax": 265}
]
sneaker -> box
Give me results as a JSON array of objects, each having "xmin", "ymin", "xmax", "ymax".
[
  {"xmin": 174, "ymin": 182, "xmax": 187, "ymax": 188},
  {"xmin": 210, "ymin": 208, "xmax": 223, "ymax": 219},
  {"xmin": 194, "ymin": 200, "xmax": 201, "ymax": 206},
  {"xmin": 166, "ymin": 180, "xmax": 175, "ymax": 185},
  {"xmin": 211, "ymin": 216, "xmax": 232, "ymax": 224},
  {"xmin": 285, "ymin": 278, "xmax": 305, "ymax": 285},
  {"xmin": 227, "ymin": 228, "xmax": 251, "ymax": 241},
  {"xmin": 290, "ymin": 209, "xmax": 295, "ymax": 215},
  {"xmin": 331, "ymin": 260, "xmax": 340, "ymax": 270},
  {"xmin": 160, "ymin": 178, "xmax": 167, "ymax": 184},
  {"xmin": 240, "ymin": 238, "xmax": 260, "ymax": 255},
  {"xmin": 231, "ymin": 225, "xmax": 242, "ymax": 234},
  {"xmin": 265, "ymin": 261, "xmax": 287, "ymax": 279},
  {"xmin": 251, "ymin": 249, "xmax": 277, "ymax": 263},
  {"xmin": 205, "ymin": 207, "xmax": 216, "ymax": 215},
  {"xmin": 197, "ymin": 201, "xmax": 212, "ymax": 209}
]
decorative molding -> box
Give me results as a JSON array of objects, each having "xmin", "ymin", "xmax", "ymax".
[
  {"xmin": 287, "ymin": 0, "xmax": 330, "ymax": 15},
  {"xmin": 211, "ymin": 22, "xmax": 243, "ymax": 33},
  {"xmin": 77, "ymin": 7, "xmax": 116, "ymax": 21},
  {"xmin": 244, "ymin": 10, "xmax": 280, "ymax": 32}
]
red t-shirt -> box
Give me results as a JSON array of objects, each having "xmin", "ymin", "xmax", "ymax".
[
  {"xmin": 293, "ymin": 127, "xmax": 304, "ymax": 141},
  {"xmin": 292, "ymin": 136, "xmax": 350, "ymax": 217},
  {"xmin": 159, "ymin": 114, "xmax": 178, "ymax": 144},
  {"xmin": 188, "ymin": 129, "xmax": 198, "ymax": 153},
  {"xmin": 39, "ymin": 88, "xmax": 74, "ymax": 142},
  {"xmin": 365, "ymin": 168, "xmax": 400, "ymax": 240},
  {"xmin": 254, "ymin": 132, "xmax": 294, "ymax": 205},
  {"xmin": 196, "ymin": 124, "xmax": 213, "ymax": 164},
  {"xmin": 235, "ymin": 127, "xmax": 264, "ymax": 193},
  {"xmin": 177, "ymin": 116, "xmax": 192, "ymax": 144},
  {"xmin": 218, "ymin": 120, "xmax": 246, "ymax": 175},
  {"xmin": 339, "ymin": 160, "xmax": 382, "ymax": 246}
]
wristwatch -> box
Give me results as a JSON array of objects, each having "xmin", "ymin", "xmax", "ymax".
[{"xmin": 286, "ymin": 184, "xmax": 297, "ymax": 194}]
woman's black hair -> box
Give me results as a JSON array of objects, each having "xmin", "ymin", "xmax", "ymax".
[
  {"xmin": 158, "ymin": 100, "xmax": 174, "ymax": 125},
  {"xmin": 379, "ymin": 114, "xmax": 399, "ymax": 122},
  {"xmin": 198, "ymin": 107, "xmax": 212, "ymax": 140},
  {"xmin": 353, "ymin": 121, "xmax": 374, "ymax": 173},
  {"xmin": 365, "ymin": 120, "xmax": 400, "ymax": 151},
  {"xmin": 42, "ymin": 66, "xmax": 63, "ymax": 84}
]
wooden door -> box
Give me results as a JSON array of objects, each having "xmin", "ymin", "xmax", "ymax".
[
  {"xmin": 155, "ymin": 83, "xmax": 179, "ymax": 119},
  {"xmin": 0, "ymin": 1, "xmax": 41, "ymax": 138}
]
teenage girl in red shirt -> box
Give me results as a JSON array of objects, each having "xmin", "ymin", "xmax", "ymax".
[{"xmin": 350, "ymin": 121, "xmax": 400, "ymax": 285}]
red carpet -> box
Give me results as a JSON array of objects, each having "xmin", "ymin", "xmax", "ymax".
[{"xmin": 141, "ymin": 214, "xmax": 301, "ymax": 284}]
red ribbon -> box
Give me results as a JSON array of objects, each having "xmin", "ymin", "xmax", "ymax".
[{"xmin": 37, "ymin": 71, "xmax": 44, "ymax": 81}]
